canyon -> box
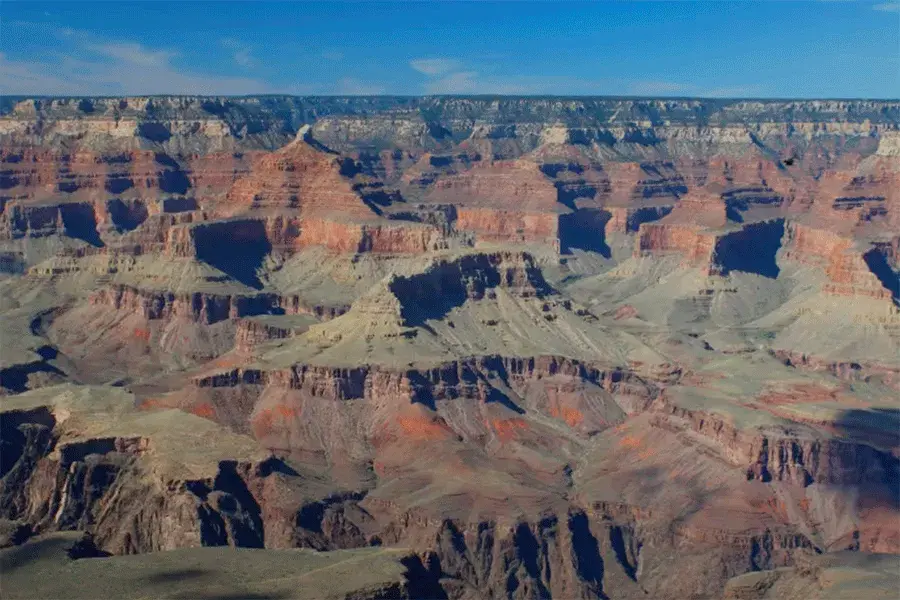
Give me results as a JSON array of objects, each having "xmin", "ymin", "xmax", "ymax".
[{"xmin": 0, "ymin": 96, "xmax": 898, "ymax": 599}]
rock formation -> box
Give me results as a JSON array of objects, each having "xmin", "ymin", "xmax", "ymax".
[{"xmin": 0, "ymin": 96, "xmax": 898, "ymax": 599}]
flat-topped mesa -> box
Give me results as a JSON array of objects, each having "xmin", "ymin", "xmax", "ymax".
[
  {"xmin": 426, "ymin": 159, "xmax": 564, "ymax": 247},
  {"xmin": 0, "ymin": 104, "xmax": 242, "ymax": 155}
]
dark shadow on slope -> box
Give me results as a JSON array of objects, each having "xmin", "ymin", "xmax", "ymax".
[
  {"xmin": 256, "ymin": 456, "xmax": 299, "ymax": 477},
  {"xmin": 137, "ymin": 122, "xmax": 172, "ymax": 143},
  {"xmin": 0, "ymin": 535, "xmax": 74, "ymax": 576},
  {"xmin": 406, "ymin": 371, "xmax": 437, "ymax": 410},
  {"xmin": 142, "ymin": 568, "xmax": 209, "ymax": 584},
  {"xmin": 609, "ymin": 525, "xmax": 639, "ymax": 582},
  {"xmin": 558, "ymin": 209, "xmax": 612, "ymax": 257},
  {"xmin": 106, "ymin": 199, "xmax": 149, "ymax": 231},
  {"xmin": 401, "ymin": 554, "xmax": 449, "ymax": 600},
  {"xmin": 569, "ymin": 512, "xmax": 609, "ymax": 598},
  {"xmin": 484, "ymin": 387, "xmax": 526, "ymax": 415},
  {"xmin": 66, "ymin": 533, "xmax": 111, "ymax": 559},
  {"xmin": 212, "ymin": 460, "xmax": 265, "ymax": 548},
  {"xmin": 155, "ymin": 153, "xmax": 191, "ymax": 194},
  {"xmin": 863, "ymin": 249, "xmax": 900, "ymax": 302},
  {"xmin": 0, "ymin": 362, "xmax": 66, "ymax": 395},
  {"xmin": 193, "ymin": 221, "xmax": 271, "ymax": 290},
  {"xmin": 60, "ymin": 204, "xmax": 104, "ymax": 248},
  {"xmin": 510, "ymin": 522, "xmax": 551, "ymax": 598},
  {"xmin": 104, "ymin": 177, "xmax": 134, "ymax": 194},
  {"xmin": 389, "ymin": 254, "xmax": 554, "ymax": 326},
  {"xmin": 831, "ymin": 408, "xmax": 899, "ymax": 514},
  {"xmin": 714, "ymin": 219, "xmax": 784, "ymax": 279},
  {"xmin": 725, "ymin": 204, "xmax": 744, "ymax": 223}
]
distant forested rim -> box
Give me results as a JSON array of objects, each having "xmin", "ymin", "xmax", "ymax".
[{"xmin": 2, "ymin": 95, "xmax": 899, "ymax": 127}]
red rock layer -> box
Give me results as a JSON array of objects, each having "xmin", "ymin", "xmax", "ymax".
[
  {"xmin": 454, "ymin": 207, "xmax": 560, "ymax": 247},
  {"xmin": 296, "ymin": 216, "xmax": 445, "ymax": 254},
  {"xmin": 635, "ymin": 223, "xmax": 718, "ymax": 269},
  {"xmin": 424, "ymin": 159, "xmax": 563, "ymax": 246}
]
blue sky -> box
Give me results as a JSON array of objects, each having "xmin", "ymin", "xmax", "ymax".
[{"xmin": 2, "ymin": 1, "xmax": 898, "ymax": 98}]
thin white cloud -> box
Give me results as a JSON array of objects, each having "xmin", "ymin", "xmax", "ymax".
[
  {"xmin": 873, "ymin": 1, "xmax": 900, "ymax": 11},
  {"xmin": 0, "ymin": 34, "xmax": 273, "ymax": 95},
  {"xmin": 410, "ymin": 58, "xmax": 462, "ymax": 76},
  {"xmin": 221, "ymin": 38, "xmax": 256, "ymax": 68},
  {"xmin": 88, "ymin": 42, "xmax": 176, "ymax": 67}
]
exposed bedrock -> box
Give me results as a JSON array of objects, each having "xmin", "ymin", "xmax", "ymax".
[
  {"xmin": 0, "ymin": 416, "xmax": 271, "ymax": 553},
  {"xmin": 85, "ymin": 283, "xmax": 342, "ymax": 332},
  {"xmin": 1, "ymin": 96, "xmax": 898, "ymax": 599},
  {"xmin": 2, "ymin": 384, "xmax": 887, "ymax": 599},
  {"xmin": 195, "ymin": 355, "xmax": 656, "ymax": 396},
  {"xmin": 651, "ymin": 399, "xmax": 899, "ymax": 488},
  {"xmin": 773, "ymin": 351, "xmax": 900, "ymax": 390},
  {"xmin": 605, "ymin": 205, "xmax": 673, "ymax": 234},
  {"xmin": 0, "ymin": 402, "xmax": 816, "ymax": 598},
  {"xmin": 0, "ymin": 149, "xmax": 192, "ymax": 202},
  {"xmin": 382, "ymin": 510, "xmax": 816, "ymax": 600},
  {"xmin": 635, "ymin": 222, "xmax": 718, "ymax": 268}
]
